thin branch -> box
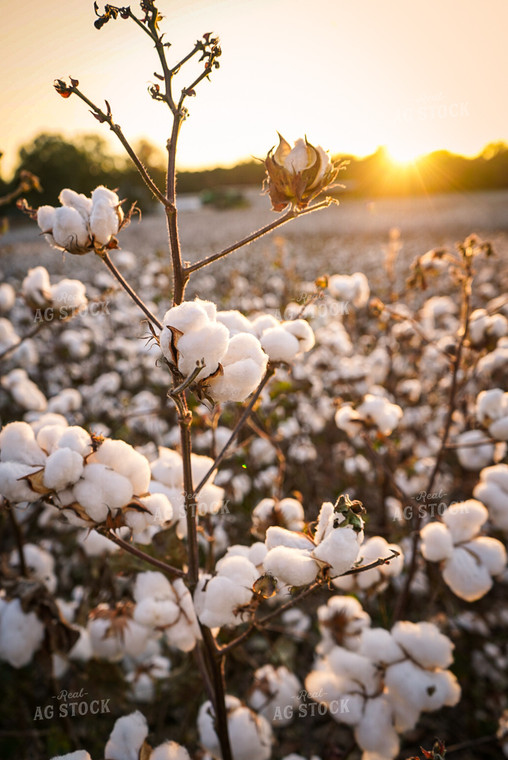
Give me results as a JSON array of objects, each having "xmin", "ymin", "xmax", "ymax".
[
  {"xmin": 193, "ymin": 368, "xmax": 275, "ymax": 497},
  {"xmin": 100, "ymin": 251, "xmax": 162, "ymax": 329},
  {"xmin": 8, "ymin": 507, "xmax": 27, "ymax": 576},
  {"xmin": 185, "ymin": 199, "xmax": 335, "ymax": 274},
  {"xmin": 99, "ymin": 529, "xmax": 185, "ymax": 578},
  {"xmin": 0, "ymin": 321, "xmax": 47, "ymax": 362}
]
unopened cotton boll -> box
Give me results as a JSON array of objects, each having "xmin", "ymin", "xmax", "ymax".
[
  {"xmin": 104, "ymin": 711, "xmax": 148, "ymax": 760},
  {"xmin": 0, "ymin": 598, "xmax": 45, "ymax": 668},
  {"xmin": 198, "ymin": 696, "xmax": 273, "ymax": 760}
]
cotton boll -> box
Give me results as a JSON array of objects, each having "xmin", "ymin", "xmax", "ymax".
[
  {"xmin": 335, "ymin": 405, "xmax": 363, "ymax": 438},
  {"xmin": 35, "ymin": 423, "xmax": 69, "ymax": 455},
  {"xmin": 43, "ymin": 448, "xmax": 84, "ymax": 491},
  {"xmin": 52, "ymin": 206, "xmax": 90, "ymax": 251},
  {"xmin": 282, "ymin": 319, "xmax": 315, "ymax": 353},
  {"xmin": 474, "ymin": 464, "xmax": 508, "ymax": 531},
  {"xmin": 59, "ymin": 188, "xmax": 93, "ymax": 220},
  {"xmin": 354, "ymin": 695, "xmax": 399, "ymax": 759},
  {"xmin": 216, "ymin": 310, "xmax": 254, "ymax": 335},
  {"xmin": 0, "ymin": 421, "xmax": 47, "ymax": 465},
  {"xmin": 356, "ymin": 394, "xmax": 403, "ymax": 436},
  {"xmin": 50, "ymin": 279, "xmax": 87, "ymax": 312},
  {"xmin": 104, "ymin": 711, "xmax": 149, "ymax": 760},
  {"xmin": 476, "ymin": 388, "xmax": 508, "ymax": 426},
  {"xmin": 420, "ymin": 521, "xmax": 454, "ymax": 562},
  {"xmin": 207, "ymin": 333, "xmax": 268, "ymax": 403},
  {"xmin": 312, "ymin": 526, "xmax": 362, "ymax": 578},
  {"xmin": 0, "ymin": 317, "xmax": 19, "ymax": 353},
  {"xmin": 198, "ymin": 696, "xmax": 273, "ymax": 760},
  {"xmin": 215, "ymin": 555, "xmax": 259, "ymax": 588},
  {"xmin": 391, "ymin": 621, "xmax": 454, "ymax": 669},
  {"xmin": 265, "ymin": 526, "xmax": 315, "ymax": 551},
  {"xmin": 2, "ymin": 369, "xmax": 47, "ymax": 411},
  {"xmin": 88, "ymin": 438, "xmax": 151, "ymax": 494},
  {"xmin": 78, "ymin": 529, "xmax": 120, "ymax": 556},
  {"xmin": 248, "ymin": 664, "xmax": 301, "ymax": 726},
  {"xmin": 57, "ymin": 426, "xmax": 92, "ymax": 456},
  {"xmin": 0, "ymin": 598, "xmax": 45, "ymax": 667},
  {"xmin": 50, "ymin": 752, "xmax": 92, "ymax": 760},
  {"xmin": 463, "ymin": 537, "xmax": 506, "ymax": 576},
  {"xmin": 358, "ymin": 628, "xmax": 404, "ymax": 665},
  {"xmin": 0, "ymin": 461, "xmax": 41, "ymax": 503},
  {"xmin": 456, "ymin": 429, "xmax": 495, "ymax": 470},
  {"xmin": 10, "ymin": 542, "xmax": 56, "ymax": 593},
  {"xmin": 73, "ymin": 463, "xmax": 133, "ymax": 523},
  {"xmin": 177, "ymin": 321, "xmax": 229, "ymax": 378},
  {"xmin": 21, "ymin": 266, "xmax": 52, "ymax": 307},
  {"xmin": 327, "ymin": 646, "xmax": 381, "ymax": 696},
  {"xmin": 442, "ymin": 546, "xmax": 494, "ymax": 601},
  {"xmin": 90, "ymin": 195, "xmax": 122, "ymax": 245},
  {"xmin": 252, "ymin": 497, "xmax": 304, "ymax": 537},
  {"xmin": 442, "ymin": 499, "xmax": 487, "ymax": 543},
  {"xmin": 161, "ymin": 302, "xmax": 209, "ymax": 340},
  {"xmin": 313, "ymin": 501, "xmax": 335, "ymax": 544},
  {"xmin": 150, "ymin": 742, "xmax": 191, "ymax": 760},
  {"xmin": 264, "ymin": 546, "xmax": 320, "ymax": 587},
  {"xmin": 197, "ymin": 575, "xmax": 253, "ymax": 628},
  {"xmin": 317, "ymin": 595, "xmax": 371, "ymax": 653},
  {"xmin": 261, "ymin": 326, "xmax": 300, "ymax": 362}
]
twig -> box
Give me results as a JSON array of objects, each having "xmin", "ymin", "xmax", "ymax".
[
  {"xmin": 99, "ymin": 251, "xmax": 162, "ymax": 329},
  {"xmin": 8, "ymin": 507, "xmax": 27, "ymax": 576},
  {"xmin": 193, "ymin": 368, "xmax": 275, "ymax": 497},
  {"xmin": 0, "ymin": 321, "xmax": 47, "ymax": 362},
  {"xmin": 185, "ymin": 199, "xmax": 335, "ymax": 274},
  {"xmin": 99, "ymin": 529, "xmax": 185, "ymax": 578}
]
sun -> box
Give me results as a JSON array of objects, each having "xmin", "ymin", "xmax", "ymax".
[{"xmin": 386, "ymin": 142, "xmax": 426, "ymax": 167}]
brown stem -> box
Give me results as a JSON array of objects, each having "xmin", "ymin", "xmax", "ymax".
[
  {"xmin": 165, "ymin": 115, "xmax": 188, "ymax": 305},
  {"xmin": 8, "ymin": 507, "xmax": 27, "ymax": 576},
  {"xmin": 100, "ymin": 529, "xmax": 185, "ymax": 578},
  {"xmin": 193, "ymin": 368, "xmax": 275, "ymax": 497},
  {"xmin": 185, "ymin": 199, "xmax": 334, "ymax": 274},
  {"xmin": 100, "ymin": 251, "xmax": 162, "ymax": 329},
  {"xmin": 178, "ymin": 400, "xmax": 200, "ymax": 590},
  {"xmin": 200, "ymin": 626, "xmax": 233, "ymax": 760}
]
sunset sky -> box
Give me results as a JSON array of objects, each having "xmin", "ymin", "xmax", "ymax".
[{"xmin": 2, "ymin": 0, "xmax": 508, "ymax": 175}]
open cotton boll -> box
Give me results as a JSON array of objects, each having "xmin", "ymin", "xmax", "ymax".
[
  {"xmin": 463, "ymin": 537, "xmax": 506, "ymax": 576},
  {"xmin": 0, "ymin": 421, "xmax": 47, "ymax": 465},
  {"xmin": 0, "ymin": 318, "xmax": 19, "ymax": 353},
  {"xmin": 176, "ymin": 321, "xmax": 229, "ymax": 378},
  {"xmin": 442, "ymin": 499, "xmax": 487, "ymax": 543},
  {"xmin": 50, "ymin": 279, "xmax": 87, "ymax": 311},
  {"xmin": 442, "ymin": 547, "xmax": 494, "ymax": 601},
  {"xmin": 207, "ymin": 332, "xmax": 268, "ymax": 403},
  {"xmin": 261, "ymin": 326, "xmax": 300, "ymax": 362},
  {"xmin": 151, "ymin": 447, "xmax": 183, "ymax": 488},
  {"xmin": 78, "ymin": 529, "xmax": 120, "ymax": 556},
  {"xmin": 198, "ymin": 696, "xmax": 273, "ymax": 760},
  {"xmin": 21, "ymin": 266, "xmax": 52, "ymax": 307},
  {"xmin": 88, "ymin": 438, "xmax": 151, "ymax": 495},
  {"xmin": 356, "ymin": 394, "xmax": 403, "ymax": 436},
  {"xmin": 0, "ymin": 598, "xmax": 45, "ymax": 668},
  {"xmin": 56, "ymin": 426, "xmax": 92, "ymax": 456},
  {"xmin": 335, "ymin": 405, "xmax": 363, "ymax": 438},
  {"xmin": 420, "ymin": 521, "xmax": 454, "ymax": 562},
  {"xmin": 37, "ymin": 205, "xmax": 56, "ymax": 233},
  {"xmin": 43, "ymin": 448, "xmax": 84, "ymax": 491},
  {"xmin": 52, "ymin": 206, "xmax": 90, "ymax": 250},
  {"xmin": 73, "ymin": 463, "xmax": 133, "ymax": 522},
  {"xmin": 282, "ymin": 319, "xmax": 315, "ymax": 353},
  {"xmin": 0, "ymin": 461, "xmax": 41, "ymax": 503},
  {"xmin": 248, "ymin": 664, "xmax": 301, "ymax": 725},
  {"xmin": 10, "ymin": 543, "xmax": 56, "ymax": 593},
  {"xmin": 214, "ymin": 555, "xmax": 259, "ymax": 588},
  {"xmin": 161, "ymin": 302, "xmax": 210, "ymax": 342},
  {"xmin": 251, "ymin": 313, "xmax": 280, "ymax": 336},
  {"xmin": 59, "ymin": 188, "xmax": 93, "ymax": 220},
  {"xmin": 476, "ymin": 388, "xmax": 508, "ymax": 425},
  {"xmin": 0, "ymin": 283, "xmax": 16, "ymax": 313},
  {"xmin": 2, "ymin": 369, "xmax": 47, "ymax": 411},
  {"xmin": 391, "ymin": 621, "xmax": 454, "ymax": 669},
  {"xmin": 328, "ymin": 645, "xmax": 382, "ymax": 695},
  {"xmin": 264, "ymin": 546, "xmax": 320, "ymax": 587},
  {"xmin": 47, "ymin": 388, "xmax": 82, "ymax": 415},
  {"xmin": 104, "ymin": 711, "xmax": 149, "ymax": 760},
  {"xmin": 150, "ymin": 741, "xmax": 191, "ymax": 760},
  {"xmin": 36, "ymin": 424, "xmax": 69, "ymax": 455},
  {"xmin": 473, "ymin": 464, "xmax": 508, "ymax": 531},
  {"xmin": 139, "ymin": 492, "xmax": 173, "ymax": 525},
  {"xmin": 312, "ymin": 526, "xmax": 362, "ymax": 578},
  {"xmin": 358, "ymin": 628, "xmax": 404, "ymax": 665},
  {"xmin": 196, "ymin": 575, "xmax": 253, "ymax": 628},
  {"xmin": 317, "ymin": 595, "xmax": 371, "ymax": 653},
  {"xmin": 456, "ymin": 429, "xmax": 495, "ymax": 470},
  {"xmin": 216, "ymin": 309, "xmax": 254, "ymax": 335},
  {"xmin": 265, "ymin": 526, "xmax": 315, "ymax": 551},
  {"xmin": 252, "ymin": 497, "xmax": 304, "ymax": 536},
  {"xmin": 50, "ymin": 752, "xmax": 92, "ymax": 760},
  {"xmin": 354, "ymin": 695, "xmax": 400, "ymax": 759},
  {"xmin": 334, "ymin": 536, "xmax": 401, "ymax": 590}
]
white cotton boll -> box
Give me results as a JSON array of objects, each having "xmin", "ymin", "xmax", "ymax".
[
  {"xmin": 317, "ymin": 596, "xmax": 371, "ymax": 653},
  {"xmin": 198, "ymin": 696, "xmax": 273, "ymax": 760},
  {"xmin": 216, "ymin": 310, "xmax": 254, "ymax": 335},
  {"xmin": 43, "ymin": 448, "xmax": 84, "ymax": 491},
  {"xmin": 139, "ymin": 492, "xmax": 173, "ymax": 526},
  {"xmin": 161, "ymin": 302, "xmax": 210, "ymax": 344},
  {"xmin": 358, "ymin": 628, "xmax": 404, "ymax": 665},
  {"xmin": 0, "ymin": 317, "xmax": 19, "ymax": 352},
  {"xmin": 313, "ymin": 501, "xmax": 335, "ymax": 544},
  {"xmin": 151, "ymin": 448, "xmax": 183, "ymax": 488},
  {"xmin": 265, "ymin": 526, "xmax": 315, "ymax": 551},
  {"xmin": 335, "ymin": 405, "xmax": 363, "ymax": 438},
  {"xmin": 196, "ymin": 483, "xmax": 224, "ymax": 516},
  {"xmin": 47, "ymin": 388, "xmax": 82, "ymax": 415},
  {"xmin": 50, "ymin": 279, "xmax": 87, "ymax": 312},
  {"xmin": 248, "ymin": 664, "xmax": 301, "ymax": 726},
  {"xmin": 463, "ymin": 537, "xmax": 506, "ymax": 576},
  {"xmin": 442, "ymin": 499, "xmax": 487, "ymax": 543},
  {"xmin": 11, "ymin": 543, "xmax": 56, "ymax": 593},
  {"xmin": 0, "ymin": 598, "xmax": 45, "ymax": 667},
  {"xmin": 59, "ymin": 188, "xmax": 93, "ymax": 220},
  {"xmin": 312, "ymin": 526, "xmax": 362, "ymax": 578},
  {"xmin": 165, "ymin": 578, "xmax": 201, "ymax": 652},
  {"xmin": 456, "ymin": 429, "xmax": 495, "ymax": 470},
  {"xmin": 150, "ymin": 742, "xmax": 191, "ymax": 760},
  {"xmin": 420, "ymin": 521, "xmax": 454, "ymax": 562},
  {"xmin": 251, "ymin": 313, "xmax": 280, "ymax": 336},
  {"xmin": 73, "ymin": 463, "xmax": 133, "ymax": 522},
  {"xmin": 264, "ymin": 546, "xmax": 319, "ymax": 587},
  {"xmin": 357, "ymin": 394, "xmax": 403, "ymax": 436},
  {"xmin": 282, "ymin": 319, "xmax": 315, "ymax": 353},
  {"xmin": 249, "ymin": 439, "xmax": 278, "ymax": 467},
  {"xmin": 57, "ymin": 426, "xmax": 92, "ymax": 456},
  {"xmin": 52, "ymin": 206, "xmax": 90, "ymax": 250},
  {"xmin": 277, "ymin": 498, "xmax": 305, "ymax": 530},
  {"xmin": 0, "ymin": 462, "xmax": 41, "ymax": 503},
  {"xmin": 473, "ymin": 464, "xmax": 508, "ymax": 531},
  {"xmin": 104, "ymin": 711, "xmax": 149, "ymax": 760},
  {"xmin": 50, "ymin": 752, "xmax": 92, "ymax": 760},
  {"xmin": 354, "ymin": 695, "xmax": 399, "ymax": 759},
  {"xmin": 197, "ymin": 575, "xmax": 253, "ymax": 628},
  {"xmin": 207, "ymin": 332, "xmax": 268, "ymax": 403},
  {"xmin": 134, "ymin": 596, "xmax": 180, "ymax": 628},
  {"xmin": 177, "ymin": 321, "xmax": 229, "ymax": 378},
  {"xmin": 261, "ymin": 326, "xmax": 300, "ymax": 362},
  {"xmin": 490, "ymin": 417, "xmax": 508, "ymax": 440},
  {"xmin": 391, "ymin": 621, "xmax": 454, "ymax": 669},
  {"xmin": 215, "ymin": 555, "xmax": 259, "ymax": 588},
  {"xmin": 328, "ymin": 646, "xmax": 381, "ymax": 695},
  {"xmin": 78, "ymin": 529, "xmax": 120, "ymax": 556},
  {"xmin": 443, "ymin": 549, "xmax": 495, "ymax": 602},
  {"xmin": 340, "ymin": 536, "xmax": 401, "ymax": 589},
  {"xmin": 0, "ymin": 421, "xmax": 47, "ymax": 465},
  {"xmin": 21, "ymin": 266, "xmax": 52, "ymax": 306},
  {"xmin": 37, "ymin": 205, "xmax": 56, "ymax": 234},
  {"xmin": 2, "ymin": 369, "xmax": 47, "ymax": 411},
  {"xmin": 476, "ymin": 388, "xmax": 508, "ymax": 425},
  {"xmin": 88, "ymin": 438, "xmax": 151, "ymax": 495}
]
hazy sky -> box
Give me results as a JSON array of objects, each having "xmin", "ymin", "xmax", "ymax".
[{"xmin": 2, "ymin": 0, "xmax": 508, "ymax": 174}]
